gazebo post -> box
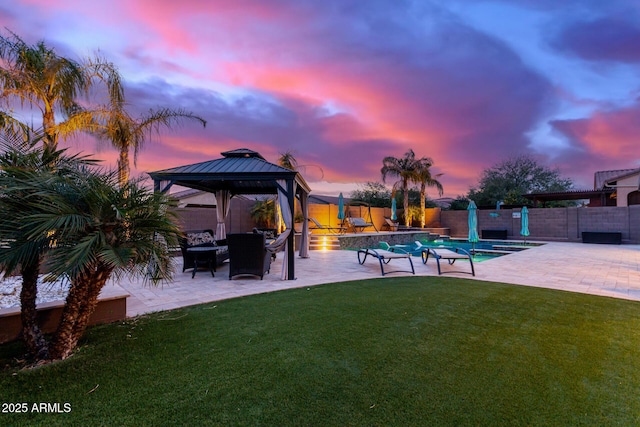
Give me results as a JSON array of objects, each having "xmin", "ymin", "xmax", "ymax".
[{"xmin": 287, "ymin": 178, "xmax": 296, "ymax": 280}]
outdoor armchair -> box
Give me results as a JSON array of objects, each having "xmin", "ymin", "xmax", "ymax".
[{"xmin": 227, "ymin": 233, "xmax": 272, "ymax": 279}]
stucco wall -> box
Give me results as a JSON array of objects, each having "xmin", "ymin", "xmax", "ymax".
[
  {"xmin": 174, "ymin": 197, "xmax": 254, "ymax": 235},
  {"xmin": 614, "ymin": 174, "xmax": 638, "ymax": 207}
]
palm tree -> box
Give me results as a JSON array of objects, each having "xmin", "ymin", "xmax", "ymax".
[
  {"xmin": 0, "ymin": 151, "xmax": 182, "ymax": 361},
  {"xmin": 0, "ymin": 31, "xmax": 122, "ymax": 150},
  {"xmin": 277, "ymin": 150, "xmax": 298, "ymax": 170},
  {"xmin": 415, "ymin": 158, "xmax": 444, "ymax": 228},
  {"xmin": 0, "ymin": 127, "xmax": 97, "ymax": 360},
  {"xmin": 97, "ymin": 104, "xmax": 206, "ymax": 187},
  {"xmin": 250, "ymin": 199, "xmax": 276, "ymax": 228},
  {"xmin": 381, "ymin": 149, "xmax": 421, "ymax": 227},
  {"xmin": 42, "ymin": 174, "xmax": 181, "ymax": 360}
]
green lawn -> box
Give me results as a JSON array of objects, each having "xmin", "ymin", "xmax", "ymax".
[{"xmin": 2, "ymin": 277, "xmax": 640, "ymax": 426}]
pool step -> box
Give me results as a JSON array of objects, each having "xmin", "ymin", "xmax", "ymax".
[{"xmin": 309, "ymin": 234, "xmax": 341, "ymax": 250}]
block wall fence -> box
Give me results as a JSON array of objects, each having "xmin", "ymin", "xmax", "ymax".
[
  {"xmin": 439, "ymin": 206, "xmax": 640, "ymax": 243},
  {"xmin": 174, "ymin": 199, "xmax": 640, "ymax": 244}
]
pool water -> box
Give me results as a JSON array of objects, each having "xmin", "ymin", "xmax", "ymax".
[{"xmin": 396, "ymin": 239, "xmax": 541, "ymax": 262}]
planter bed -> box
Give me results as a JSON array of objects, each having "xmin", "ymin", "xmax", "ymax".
[{"xmin": 0, "ymin": 285, "xmax": 129, "ymax": 344}]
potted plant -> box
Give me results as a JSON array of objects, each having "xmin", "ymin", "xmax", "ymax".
[
  {"xmin": 293, "ymin": 212, "xmax": 305, "ymax": 233},
  {"xmin": 250, "ymin": 199, "xmax": 275, "ymax": 229}
]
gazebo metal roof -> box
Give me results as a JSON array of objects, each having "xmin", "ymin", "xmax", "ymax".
[{"xmin": 148, "ymin": 148, "xmax": 311, "ymax": 195}]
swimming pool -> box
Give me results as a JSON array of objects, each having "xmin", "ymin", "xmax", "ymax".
[{"xmin": 396, "ymin": 239, "xmax": 542, "ymax": 262}]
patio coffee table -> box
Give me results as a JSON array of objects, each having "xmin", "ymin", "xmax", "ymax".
[{"xmin": 186, "ymin": 246, "xmax": 227, "ymax": 278}]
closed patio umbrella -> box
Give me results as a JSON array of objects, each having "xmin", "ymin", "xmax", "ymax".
[
  {"xmin": 468, "ymin": 200, "xmax": 479, "ymax": 253},
  {"xmin": 337, "ymin": 192, "xmax": 345, "ymax": 225},
  {"xmin": 520, "ymin": 206, "xmax": 530, "ymax": 244},
  {"xmin": 391, "ymin": 198, "xmax": 397, "ymax": 221}
]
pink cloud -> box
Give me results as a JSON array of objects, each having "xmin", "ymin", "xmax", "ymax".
[
  {"xmin": 556, "ymin": 110, "xmax": 640, "ymax": 158},
  {"xmin": 550, "ymin": 101, "xmax": 640, "ymax": 187},
  {"xmin": 7, "ymin": 0, "xmax": 638, "ymax": 198}
]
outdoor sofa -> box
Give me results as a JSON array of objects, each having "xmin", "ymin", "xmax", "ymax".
[{"xmin": 179, "ymin": 229, "xmax": 229, "ymax": 275}]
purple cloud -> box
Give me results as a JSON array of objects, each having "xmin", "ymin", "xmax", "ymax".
[{"xmin": 551, "ymin": 17, "xmax": 640, "ymax": 63}]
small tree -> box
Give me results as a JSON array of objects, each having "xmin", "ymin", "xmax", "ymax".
[
  {"xmin": 448, "ymin": 196, "xmax": 470, "ymax": 210},
  {"xmin": 350, "ymin": 182, "xmax": 391, "ymax": 208},
  {"xmin": 468, "ymin": 155, "xmax": 574, "ymax": 207}
]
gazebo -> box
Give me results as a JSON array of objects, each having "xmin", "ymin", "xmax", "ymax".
[{"xmin": 148, "ymin": 148, "xmax": 312, "ymax": 280}]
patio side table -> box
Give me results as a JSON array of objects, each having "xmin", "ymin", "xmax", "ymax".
[{"xmin": 186, "ymin": 246, "xmax": 227, "ymax": 278}]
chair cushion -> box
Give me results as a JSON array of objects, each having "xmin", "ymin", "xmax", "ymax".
[{"xmin": 186, "ymin": 232, "xmax": 215, "ymax": 247}]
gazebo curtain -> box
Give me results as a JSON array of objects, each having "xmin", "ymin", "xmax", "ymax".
[
  {"xmin": 277, "ymin": 180, "xmax": 292, "ymax": 280},
  {"xmin": 299, "ymin": 191, "xmax": 309, "ymax": 258},
  {"xmin": 215, "ymin": 190, "xmax": 231, "ymax": 240}
]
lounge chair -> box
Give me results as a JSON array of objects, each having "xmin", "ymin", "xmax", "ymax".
[
  {"xmin": 227, "ymin": 233, "xmax": 272, "ymax": 279},
  {"xmin": 347, "ymin": 217, "xmax": 375, "ymax": 233},
  {"xmin": 357, "ymin": 243, "xmax": 414, "ymax": 276},
  {"xmin": 308, "ymin": 217, "xmax": 346, "ymax": 234},
  {"xmin": 381, "ymin": 217, "xmax": 399, "ymax": 232},
  {"xmin": 378, "ymin": 241, "xmax": 411, "ymax": 253},
  {"xmin": 421, "ymin": 247, "xmax": 475, "ymax": 276}
]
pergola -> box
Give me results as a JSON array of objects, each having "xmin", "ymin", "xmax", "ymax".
[{"xmin": 148, "ymin": 148, "xmax": 312, "ymax": 280}]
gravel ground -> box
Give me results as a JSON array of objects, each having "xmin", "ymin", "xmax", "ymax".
[{"xmin": 0, "ymin": 276, "xmax": 70, "ymax": 309}]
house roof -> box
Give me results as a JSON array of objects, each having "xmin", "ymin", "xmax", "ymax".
[
  {"xmin": 523, "ymin": 188, "xmax": 614, "ymax": 203},
  {"xmin": 308, "ymin": 194, "xmax": 351, "ymax": 205},
  {"xmin": 594, "ymin": 168, "xmax": 638, "ymax": 189}
]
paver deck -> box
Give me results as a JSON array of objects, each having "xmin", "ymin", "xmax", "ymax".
[{"xmin": 104, "ymin": 241, "xmax": 640, "ymax": 317}]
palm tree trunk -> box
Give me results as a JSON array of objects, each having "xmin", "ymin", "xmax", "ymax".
[
  {"xmin": 403, "ymin": 179, "xmax": 410, "ymax": 227},
  {"xmin": 49, "ymin": 264, "xmax": 113, "ymax": 360},
  {"xmin": 42, "ymin": 107, "xmax": 58, "ymax": 151},
  {"xmin": 117, "ymin": 148, "xmax": 130, "ymax": 188},
  {"xmin": 420, "ymin": 185, "xmax": 426, "ymax": 228},
  {"xmin": 19, "ymin": 259, "xmax": 49, "ymax": 360}
]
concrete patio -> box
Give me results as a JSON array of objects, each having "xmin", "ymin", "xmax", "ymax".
[{"xmin": 110, "ymin": 241, "xmax": 640, "ymax": 317}]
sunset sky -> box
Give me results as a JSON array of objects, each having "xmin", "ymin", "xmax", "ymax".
[{"xmin": 2, "ymin": 0, "xmax": 640, "ymax": 197}]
